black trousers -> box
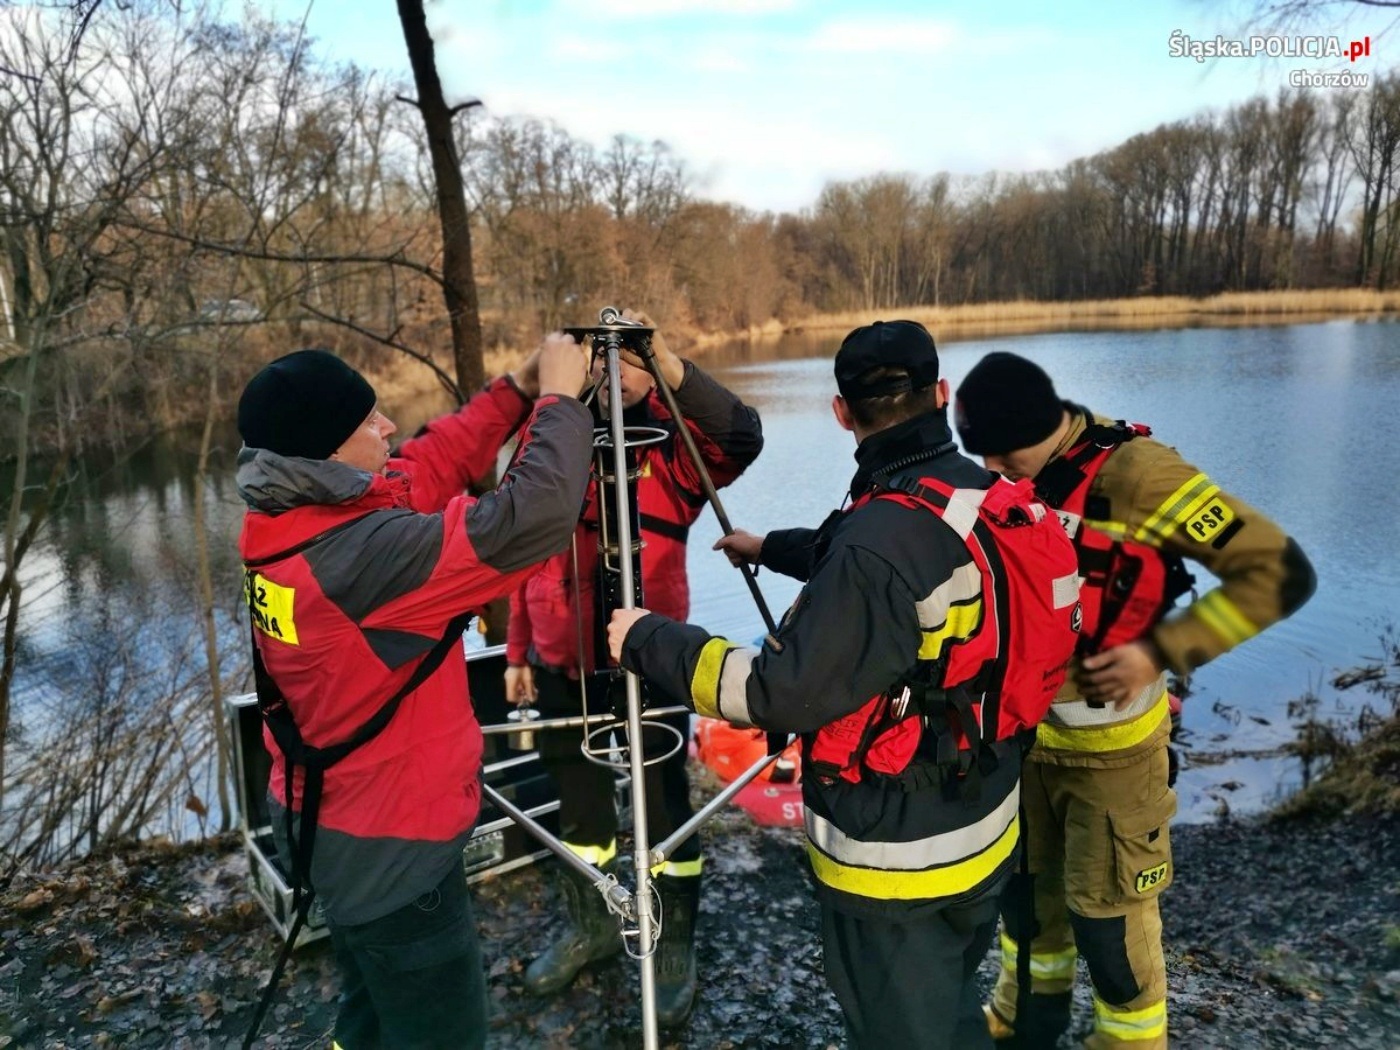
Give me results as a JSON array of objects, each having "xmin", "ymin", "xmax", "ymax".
[
  {"xmin": 533, "ymin": 665, "xmax": 699, "ymax": 863},
  {"xmin": 820, "ymin": 888, "xmax": 1000, "ymax": 1050},
  {"xmin": 328, "ymin": 865, "xmax": 487, "ymax": 1050}
]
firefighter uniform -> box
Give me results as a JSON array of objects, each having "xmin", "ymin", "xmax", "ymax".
[
  {"xmin": 957, "ymin": 355, "xmax": 1316, "ymax": 1050},
  {"xmin": 616, "ymin": 321, "xmax": 1081, "ymax": 1050}
]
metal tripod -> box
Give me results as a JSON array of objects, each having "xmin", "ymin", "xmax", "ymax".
[{"xmin": 481, "ymin": 307, "xmax": 784, "ymax": 1049}]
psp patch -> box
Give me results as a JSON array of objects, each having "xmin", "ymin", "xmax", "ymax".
[
  {"xmin": 1185, "ymin": 497, "xmax": 1235, "ymax": 543},
  {"xmin": 1135, "ymin": 862, "xmax": 1169, "ymax": 894}
]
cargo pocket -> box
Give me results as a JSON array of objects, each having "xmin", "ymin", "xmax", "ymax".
[
  {"xmin": 1107, "ymin": 788, "xmax": 1176, "ymax": 903},
  {"xmin": 364, "ymin": 913, "xmax": 477, "ymax": 974}
]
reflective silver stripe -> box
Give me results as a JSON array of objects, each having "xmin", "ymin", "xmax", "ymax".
[
  {"xmin": 805, "ymin": 780, "xmax": 1020, "ymax": 871},
  {"xmin": 1045, "ymin": 673, "xmax": 1167, "ymax": 728},
  {"xmin": 1053, "ymin": 573, "xmax": 1081, "ymax": 609},
  {"xmin": 714, "ymin": 646, "xmax": 759, "ymax": 728},
  {"xmin": 937, "ymin": 487, "xmax": 989, "ymax": 539},
  {"xmin": 915, "ymin": 562, "xmax": 983, "ymax": 629}
]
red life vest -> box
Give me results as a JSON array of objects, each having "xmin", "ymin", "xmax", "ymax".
[
  {"xmin": 808, "ymin": 473, "xmax": 1081, "ymax": 786},
  {"xmin": 1032, "ymin": 420, "xmax": 1194, "ymax": 655}
]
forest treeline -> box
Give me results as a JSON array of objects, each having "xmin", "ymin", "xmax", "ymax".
[{"xmin": 3, "ymin": 2, "xmax": 1400, "ymax": 457}]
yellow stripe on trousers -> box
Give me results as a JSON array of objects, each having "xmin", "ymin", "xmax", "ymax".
[
  {"xmin": 1036, "ymin": 692, "xmax": 1169, "ymax": 753},
  {"xmin": 999, "ymin": 933, "xmax": 1078, "ymax": 981},
  {"xmin": 1093, "ymin": 994, "xmax": 1167, "ymax": 1041}
]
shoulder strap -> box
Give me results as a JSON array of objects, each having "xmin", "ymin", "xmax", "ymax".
[{"xmin": 1034, "ymin": 418, "xmax": 1145, "ymax": 508}]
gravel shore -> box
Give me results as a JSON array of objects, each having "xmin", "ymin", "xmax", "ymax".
[{"xmin": 1, "ymin": 776, "xmax": 1397, "ymax": 1049}]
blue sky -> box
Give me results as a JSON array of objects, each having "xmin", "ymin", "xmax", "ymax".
[{"xmin": 256, "ymin": 0, "xmax": 1389, "ymax": 213}]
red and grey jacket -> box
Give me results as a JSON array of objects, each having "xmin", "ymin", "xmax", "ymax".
[
  {"xmin": 507, "ymin": 360, "xmax": 763, "ymax": 677},
  {"xmin": 237, "ymin": 377, "xmax": 593, "ymax": 926},
  {"xmin": 619, "ymin": 412, "xmax": 1034, "ymax": 920}
]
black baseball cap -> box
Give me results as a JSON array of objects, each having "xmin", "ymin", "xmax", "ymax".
[{"xmin": 833, "ymin": 320, "xmax": 939, "ymax": 399}]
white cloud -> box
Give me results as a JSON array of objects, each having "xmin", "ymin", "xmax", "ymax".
[
  {"xmin": 560, "ymin": 0, "xmax": 797, "ymax": 18},
  {"xmin": 801, "ymin": 18, "xmax": 959, "ymax": 55}
]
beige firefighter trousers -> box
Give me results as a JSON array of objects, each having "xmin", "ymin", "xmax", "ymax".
[{"xmin": 989, "ymin": 716, "xmax": 1175, "ymax": 1048}]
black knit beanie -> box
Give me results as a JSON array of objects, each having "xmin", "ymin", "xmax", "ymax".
[
  {"xmin": 237, "ymin": 349, "xmax": 377, "ymax": 459},
  {"xmin": 954, "ymin": 351, "xmax": 1064, "ymax": 456}
]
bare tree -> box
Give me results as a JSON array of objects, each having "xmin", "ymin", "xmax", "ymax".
[{"xmin": 395, "ymin": 0, "xmax": 481, "ymax": 400}]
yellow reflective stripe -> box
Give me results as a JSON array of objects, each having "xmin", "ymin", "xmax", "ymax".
[
  {"xmin": 805, "ymin": 809, "xmax": 1018, "ymax": 901},
  {"xmin": 1083, "ymin": 518, "xmax": 1131, "ymax": 542},
  {"xmin": 918, "ymin": 598, "xmax": 983, "ymax": 661},
  {"xmin": 1093, "ymin": 994, "xmax": 1167, "ymax": 1041},
  {"xmin": 999, "ymin": 933, "xmax": 1078, "ymax": 981},
  {"xmin": 564, "ymin": 839, "xmax": 617, "ymax": 866},
  {"xmin": 1133, "ymin": 473, "xmax": 1216, "ymax": 545},
  {"xmin": 333, "ymin": 1044, "xmax": 346, "ymax": 1050},
  {"xmin": 1189, "ymin": 589, "xmax": 1259, "ymax": 648},
  {"xmin": 1036, "ymin": 692, "xmax": 1168, "ymax": 752},
  {"xmin": 690, "ymin": 638, "xmax": 736, "ymax": 719},
  {"xmin": 652, "ymin": 857, "xmax": 703, "ymax": 878}
]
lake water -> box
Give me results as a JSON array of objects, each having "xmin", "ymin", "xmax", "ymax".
[
  {"xmin": 12, "ymin": 319, "xmax": 1399, "ymax": 826},
  {"xmin": 689, "ymin": 320, "xmax": 1400, "ymax": 821}
]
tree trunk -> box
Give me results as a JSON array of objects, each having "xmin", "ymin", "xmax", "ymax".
[
  {"xmin": 395, "ymin": 1, "xmax": 510, "ymax": 645},
  {"xmin": 395, "ymin": 0, "xmax": 484, "ymax": 398},
  {"xmin": 192, "ymin": 358, "xmax": 232, "ymax": 832}
]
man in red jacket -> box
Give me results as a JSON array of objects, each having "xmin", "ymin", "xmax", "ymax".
[
  {"xmin": 237, "ymin": 336, "xmax": 592, "ymax": 1050},
  {"xmin": 504, "ymin": 312, "xmax": 763, "ymax": 1025}
]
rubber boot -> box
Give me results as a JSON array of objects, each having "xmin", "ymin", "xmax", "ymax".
[
  {"xmin": 653, "ymin": 873, "xmax": 701, "ymax": 1028},
  {"xmin": 984, "ymin": 993, "xmax": 1073, "ymax": 1048},
  {"xmin": 524, "ymin": 860, "xmax": 623, "ymax": 996}
]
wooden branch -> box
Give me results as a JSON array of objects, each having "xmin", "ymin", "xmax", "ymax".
[
  {"xmin": 0, "ymin": 65, "xmax": 41, "ymax": 84},
  {"xmin": 117, "ymin": 221, "xmax": 448, "ymax": 285},
  {"xmin": 297, "ymin": 301, "xmax": 466, "ymax": 405}
]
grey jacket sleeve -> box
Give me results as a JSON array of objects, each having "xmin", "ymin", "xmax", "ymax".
[
  {"xmin": 467, "ymin": 396, "xmax": 594, "ymax": 572},
  {"xmin": 670, "ymin": 359, "xmax": 765, "ymax": 464}
]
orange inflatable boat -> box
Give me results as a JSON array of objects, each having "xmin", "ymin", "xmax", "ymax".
[{"xmin": 694, "ymin": 717, "xmax": 804, "ymax": 827}]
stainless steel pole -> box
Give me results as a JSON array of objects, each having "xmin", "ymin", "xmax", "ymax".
[
  {"xmin": 479, "ymin": 706, "xmax": 688, "ymax": 736},
  {"xmin": 648, "ymin": 749, "xmax": 783, "ymax": 867},
  {"xmin": 604, "ymin": 336, "xmax": 660, "ymax": 1050},
  {"xmin": 480, "ymin": 783, "xmax": 632, "ymax": 915}
]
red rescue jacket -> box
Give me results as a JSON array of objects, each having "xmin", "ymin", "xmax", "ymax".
[
  {"xmin": 809, "ymin": 473, "xmax": 1080, "ymax": 785},
  {"xmin": 508, "ymin": 367, "xmax": 762, "ymax": 676},
  {"xmin": 238, "ymin": 379, "xmax": 593, "ymax": 925}
]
